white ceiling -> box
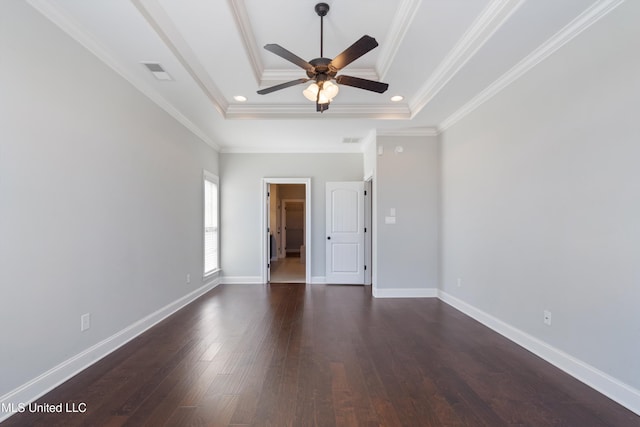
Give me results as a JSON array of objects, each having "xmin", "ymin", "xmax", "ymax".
[{"xmin": 26, "ymin": 0, "xmax": 622, "ymax": 152}]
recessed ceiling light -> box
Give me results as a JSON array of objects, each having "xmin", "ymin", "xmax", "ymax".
[
  {"xmin": 233, "ymin": 95, "xmax": 247, "ymax": 102},
  {"xmin": 390, "ymin": 95, "xmax": 404, "ymax": 102}
]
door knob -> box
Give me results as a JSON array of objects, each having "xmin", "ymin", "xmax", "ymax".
[{"xmin": 327, "ymin": 236, "xmax": 331, "ymax": 240}]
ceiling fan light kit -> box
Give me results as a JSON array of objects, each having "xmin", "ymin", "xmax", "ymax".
[{"xmin": 257, "ymin": 2, "xmax": 389, "ymax": 112}]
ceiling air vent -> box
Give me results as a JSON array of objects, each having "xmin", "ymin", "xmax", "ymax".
[
  {"xmin": 342, "ymin": 137, "xmax": 362, "ymax": 144},
  {"xmin": 142, "ymin": 62, "xmax": 172, "ymax": 81}
]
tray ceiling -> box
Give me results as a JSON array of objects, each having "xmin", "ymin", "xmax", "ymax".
[{"xmin": 25, "ymin": 0, "xmax": 623, "ymax": 152}]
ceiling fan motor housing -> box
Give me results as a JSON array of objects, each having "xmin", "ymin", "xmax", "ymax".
[{"xmin": 307, "ymin": 58, "xmax": 334, "ymax": 80}]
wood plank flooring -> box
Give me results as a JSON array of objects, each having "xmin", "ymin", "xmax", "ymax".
[
  {"xmin": 269, "ymin": 256, "xmax": 305, "ymax": 283},
  {"xmin": 3, "ymin": 284, "xmax": 638, "ymax": 426}
]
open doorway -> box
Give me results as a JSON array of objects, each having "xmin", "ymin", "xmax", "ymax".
[
  {"xmin": 262, "ymin": 178, "xmax": 311, "ymax": 284},
  {"xmin": 272, "ymin": 190, "xmax": 305, "ymax": 282}
]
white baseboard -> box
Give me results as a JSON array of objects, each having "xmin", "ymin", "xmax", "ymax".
[
  {"xmin": 311, "ymin": 276, "xmax": 326, "ymax": 284},
  {"xmin": 438, "ymin": 290, "xmax": 640, "ymax": 417},
  {"xmin": 373, "ymin": 287, "xmax": 438, "ymax": 298},
  {"xmin": 221, "ymin": 276, "xmax": 263, "ymax": 284},
  {"xmin": 0, "ymin": 278, "xmax": 220, "ymax": 423}
]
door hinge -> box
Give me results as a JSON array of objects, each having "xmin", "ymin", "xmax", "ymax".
[
  {"xmin": 364, "ymin": 265, "xmax": 367, "ymax": 270},
  {"xmin": 364, "ymin": 190, "xmax": 367, "ymax": 196},
  {"xmin": 267, "ymin": 263, "xmax": 270, "ymax": 268},
  {"xmin": 364, "ymin": 227, "xmax": 367, "ymax": 233},
  {"xmin": 267, "ymin": 191, "xmax": 270, "ymax": 197}
]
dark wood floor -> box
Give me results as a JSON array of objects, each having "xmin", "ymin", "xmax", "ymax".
[{"xmin": 3, "ymin": 284, "xmax": 638, "ymax": 426}]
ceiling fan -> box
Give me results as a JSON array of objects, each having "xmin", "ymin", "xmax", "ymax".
[{"xmin": 257, "ymin": 2, "xmax": 389, "ymax": 112}]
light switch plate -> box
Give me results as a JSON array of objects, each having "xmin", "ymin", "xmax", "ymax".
[{"xmin": 385, "ymin": 216, "xmax": 396, "ymax": 224}]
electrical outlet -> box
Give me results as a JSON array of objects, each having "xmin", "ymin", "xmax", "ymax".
[
  {"xmin": 543, "ymin": 310, "xmax": 552, "ymax": 326},
  {"xmin": 186, "ymin": 273, "xmax": 191, "ymax": 284},
  {"xmin": 81, "ymin": 313, "xmax": 91, "ymax": 332}
]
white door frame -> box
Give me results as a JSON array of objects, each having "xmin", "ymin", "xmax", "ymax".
[
  {"xmin": 364, "ymin": 178, "xmax": 372, "ymax": 286},
  {"xmin": 262, "ymin": 178, "xmax": 311, "ymax": 284}
]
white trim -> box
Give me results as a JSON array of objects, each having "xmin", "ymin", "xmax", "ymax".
[
  {"xmin": 261, "ymin": 68, "xmax": 379, "ymax": 84},
  {"xmin": 227, "ymin": 0, "xmax": 262, "ymax": 84},
  {"xmin": 221, "ymin": 276, "xmax": 264, "ymax": 284},
  {"xmin": 131, "ymin": 0, "xmax": 228, "ymax": 115},
  {"xmin": 372, "ymin": 287, "xmax": 438, "ymax": 298},
  {"xmin": 439, "ymin": 0, "xmax": 626, "ymax": 131},
  {"xmin": 377, "ymin": 127, "xmax": 439, "ymax": 137},
  {"xmin": 220, "ymin": 145, "xmax": 364, "ymax": 154},
  {"xmin": 26, "ymin": 0, "xmax": 221, "ymax": 152},
  {"xmin": 228, "ymin": 0, "xmax": 418, "ymax": 86},
  {"xmin": 0, "ymin": 278, "xmax": 220, "ymax": 423},
  {"xmin": 261, "ymin": 178, "xmax": 312, "ymax": 284},
  {"xmin": 203, "ymin": 171, "xmax": 220, "ymax": 277},
  {"xmin": 438, "ymin": 290, "xmax": 640, "ymax": 417},
  {"xmin": 363, "ymin": 179, "xmax": 372, "ymax": 286},
  {"xmin": 409, "ymin": 0, "xmax": 525, "ymax": 117},
  {"xmin": 225, "ymin": 103, "xmax": 411, "ymax": 120},
  {"xmin": 376, "ymin": 0, "xmax": 423, "ymax": 80},
  {"xmin": 371, "ymin": 166, "xmax": 379, "ymax": 295},
  {"xmin": 311, "ymin": 276, "xmax": 326, "ymax": 284}
]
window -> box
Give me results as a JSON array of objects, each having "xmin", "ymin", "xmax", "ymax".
[{"xmin": 204, "ymin": 171, "xmax": 219, "ymax": 276}]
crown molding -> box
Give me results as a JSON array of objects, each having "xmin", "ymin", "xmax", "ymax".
[
  {"xmin": 220, "ymin": 144, "xmax": 365, "ymax": 154},
  {"xmin": 439, "ymin": 0, "xmax": 626, "ymax": 132},
  {"xmin": 26, "ymin": 0, "xmax": 221, "ymax": 151},
  {"xmin": 260, "ymin": 68, "xmax": 380, "ymax": 84},
  {"xmin": 132, "ymin": 0, "xmax": 228, "ymax": 114},
  {"xmin": 409, "ymin": 0, "xmax": 525, "ymax": 118},
  {"xmin": 228, "ymin": 0, "xmax": 263, "ymax": 83},
  {"xmin": 230, "ymin": 0, "xmax": 393, "ymax": 87},
  {"xmin": 377, "ymin": 127, "xmax": 439, "ymax": 137},
  {"xmin": 376, "ymin": 0, "xmax": 422, "ymax": 80},
  {"xmin": 225, "ymin": 103, "xmax": 411, "ymax": 120}
]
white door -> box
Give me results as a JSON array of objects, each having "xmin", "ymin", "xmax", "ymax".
[
  {"xmin": 266, "ymin": 183, "xmax": 271, "ymax": 282},
  {"xmin": 326, "ymin": 182, "xmax": 365, "ymax": 284}
]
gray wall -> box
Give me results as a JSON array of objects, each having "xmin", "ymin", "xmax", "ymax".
[
  {"xmin": 0, "ymin": 2, "xmax": 219, "ymax": 396},
  {"xmin": 375, "ymin": 136, "xmax": 440, "ymax": 292},
  {"xmin": 219, "ymin": 153, "xmax": 363, "ymax": 280},
  {"xmin": 440, "ymin": 2, "xmax": 640, "ymax": 390}
]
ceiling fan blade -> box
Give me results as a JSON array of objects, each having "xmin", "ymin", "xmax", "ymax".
[
  {"xmin": 336, "ymin": 75, "xmax": 389, "ymax": 93},
  {"xmin": 264, "ymin": 44, "xmax": 315, "ymax": 73},
  {"xmin": 329, "ymin": 35, "xmax": 378, "ymax": 71},
  {"xmin": 257, "ymin": 78, "xmax": 310, "ymax": 95}
]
